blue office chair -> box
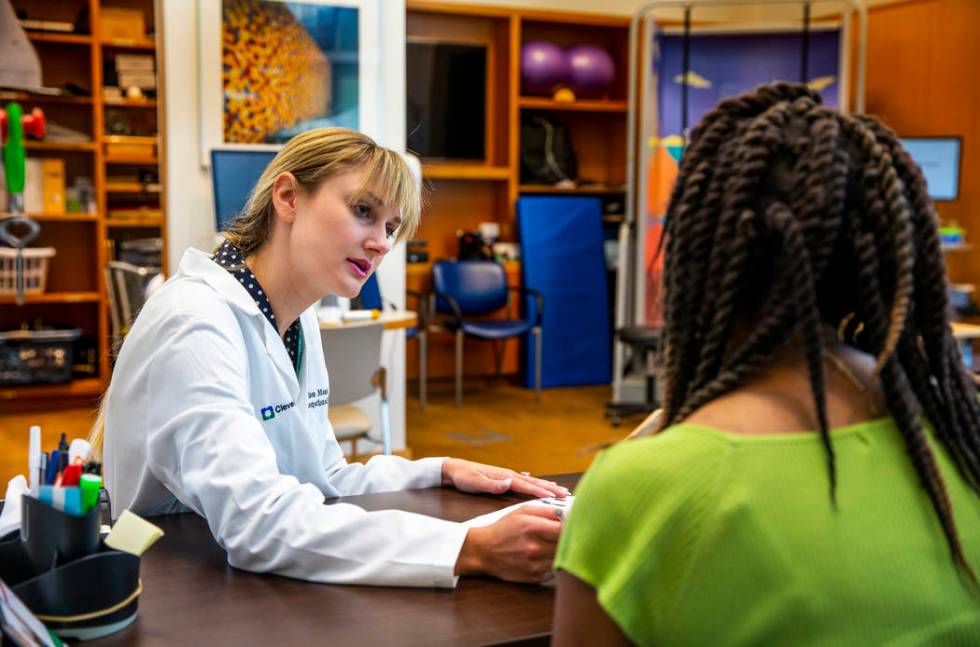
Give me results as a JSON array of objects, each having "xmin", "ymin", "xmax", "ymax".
[
  {"xmin": 354, "ymin": 274, "xmax": 429, "ymax": 410},
  {"xmin": 431, "ymin": 260, "xmax": 543, "ymax": 406}
]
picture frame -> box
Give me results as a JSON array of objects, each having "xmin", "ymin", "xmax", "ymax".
[{"xmin": 197, "ymin": 0, "xmax": 382, "ymax": 165}]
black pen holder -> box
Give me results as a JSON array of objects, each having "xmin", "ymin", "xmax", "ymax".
[
  {"xmin": 0, "ymin": 496, "xmax": 142, "ymax": 642},
  {"xmin": 21, "ymin": 493, "xmax": 101, "ymax": 574}
]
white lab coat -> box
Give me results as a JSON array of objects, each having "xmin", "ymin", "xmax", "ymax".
[{"xmin": 104, "ymin": 248, "xmax": 468, "ymax": 587}]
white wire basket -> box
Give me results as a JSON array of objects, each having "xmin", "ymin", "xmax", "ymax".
[{"xmin": 0, "ymin": 247, "xmax": 56, "ymax": 295}]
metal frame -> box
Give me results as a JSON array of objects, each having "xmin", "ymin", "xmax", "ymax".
[{"xmin": 612, "ymin": 0, "xmax": 868, "ymax": 404}]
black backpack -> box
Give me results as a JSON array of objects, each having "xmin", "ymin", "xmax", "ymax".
[{"xmin": 520, "ymin": 116, "xmax": 578, "ymax": 184}]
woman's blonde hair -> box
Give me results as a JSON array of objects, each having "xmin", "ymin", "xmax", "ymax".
[
  {"xmin": 89, "ymin": 129, "xmax": 421, "ymax": 459},
  {"xmin": 222, "ymin": 127, "xmax": 421, "ymax": 255}
]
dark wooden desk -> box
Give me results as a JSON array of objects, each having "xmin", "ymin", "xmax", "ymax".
[{"xmin": 93, "ymin": 474, "xmax": 580, "ymax": 646}]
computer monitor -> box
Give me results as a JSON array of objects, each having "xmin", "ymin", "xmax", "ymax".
[
  {"xmin": 211, "ymin": 149, "xmax": 277, "ymax": 231},
  {"xmin": 899, "ymin": 137, "xmax": 962, "ymax": 201}
]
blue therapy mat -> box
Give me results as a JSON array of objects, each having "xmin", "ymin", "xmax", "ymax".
[{"xmin": 518, "ymin": 196, "xmax": 610, "ymax": 387}]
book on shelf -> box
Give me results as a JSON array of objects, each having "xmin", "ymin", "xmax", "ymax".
[
  {"xmin": 116, "ymin": 54, "xmax": 155, "ymax": 73},
  {"xmin": 21, "ymin": 18, "xmax": 76, "ymax": 33},
  {"xmin": 23, "ymin": 158, "xmax": 66, "ymax": 214}
]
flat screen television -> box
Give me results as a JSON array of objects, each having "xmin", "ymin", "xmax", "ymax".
[
  {"xmin": 406, "ymin": 41, "xmax": 487, "ymax": 161},
  {"xmin": 899, "ymin": 137, "xmax": 962, "ymax": 201}
]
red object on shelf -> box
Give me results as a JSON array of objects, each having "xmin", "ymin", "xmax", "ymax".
[{"xmin": 0, "ymin": 106, "xmax": 46, "ymax": 142}]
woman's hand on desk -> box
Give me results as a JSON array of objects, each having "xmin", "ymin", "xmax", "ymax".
[
  {"xmin": 455, "ymin": 506, "xmax": 562, "ymax": 582},
  {"xmin": 441, "ymin": 459, "xmax": 570, "ymax": 498}
]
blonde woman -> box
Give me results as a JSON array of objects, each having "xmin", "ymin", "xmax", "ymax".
[{"xmin": 97, "ymin": 128, "xmax": 565, "ymax": 587}]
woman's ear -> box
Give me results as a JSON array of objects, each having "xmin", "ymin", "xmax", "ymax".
[{"xmin": 271, "ymin": 172, "xmax": 299, "ymax": 224}]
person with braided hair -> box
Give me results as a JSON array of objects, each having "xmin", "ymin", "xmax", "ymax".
[{"xmin": 552, "ymin": 83, "xmax": 980, "ymax": 646}]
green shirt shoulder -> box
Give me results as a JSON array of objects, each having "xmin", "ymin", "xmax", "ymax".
[{"xmin": 555, "ymin": 420, "xmax": 980, "ymax": 646}]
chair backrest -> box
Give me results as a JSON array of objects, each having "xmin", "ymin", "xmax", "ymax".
[
  {"xmin": 320, "ymin": 321, "xmax": 384, "ymax": 406},
  {"xmin": 432, "ymin": 260, "xmax": 508, "ymax": 315},
  {"xmin": 106, "ymin": 261, "xmax": 156, "ymax": 355},
  {"xmin": 353, "ymin": 272, "xmax": 384, "ymax": 310}
]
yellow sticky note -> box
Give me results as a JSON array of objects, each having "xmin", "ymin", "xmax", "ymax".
[{"xmin": 105, "ymin": 509, "xmax": 164, "ymax": 556}]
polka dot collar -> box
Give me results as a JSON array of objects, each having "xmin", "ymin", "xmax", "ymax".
[{"xmin": 212, "ymin": 239, "xmax": 304, "ymax": 374}]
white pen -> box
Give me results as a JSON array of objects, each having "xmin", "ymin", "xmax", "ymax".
[{"xmin": 28, "ymin": 425, "xmax": 41, "ymax": 495}]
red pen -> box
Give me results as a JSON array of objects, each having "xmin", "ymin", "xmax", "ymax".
[{"xmin": 60, "ymin": 463, "xmax": 83, "ymax": 487}]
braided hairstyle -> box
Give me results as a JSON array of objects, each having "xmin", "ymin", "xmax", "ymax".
[{"xmin": 657, "ymin": 82, "xmax": 979, "ymax": 586}]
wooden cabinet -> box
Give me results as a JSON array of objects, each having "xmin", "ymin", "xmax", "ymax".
[
  {"xmin": 406, "ymin": 2, "xmax": 629, "ymax": 380},
  {"xmin": 2, "ymin": 0, "xmax": 166, "ymax": 410}
]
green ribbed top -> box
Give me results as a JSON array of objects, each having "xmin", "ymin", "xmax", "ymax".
[{"xmin": 555, "ymin": 418, "xmax": 980, "ymax": 646}]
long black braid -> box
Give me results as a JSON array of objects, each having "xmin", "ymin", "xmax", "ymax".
[{"xmin": 656, "ymin": 82, "xmax": 979, "ymax": 586}]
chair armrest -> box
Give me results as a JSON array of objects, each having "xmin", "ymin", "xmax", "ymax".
[{"xmin": 508, "ymin": 286, "xmax": 544, "ymax": 327}]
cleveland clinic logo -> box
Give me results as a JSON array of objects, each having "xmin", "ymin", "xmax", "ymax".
[{"xmin": 259, "ymin": 401, "xmax": 295, "ymax": 421}]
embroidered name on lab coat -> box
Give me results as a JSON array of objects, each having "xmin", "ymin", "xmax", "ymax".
[{"xmin": 308, "ymin": 387, "xmax": 329, "ymax": 410}]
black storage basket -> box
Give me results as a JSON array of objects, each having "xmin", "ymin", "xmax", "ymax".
[
  {"xmin": 0, "ymin": 496, "xmax": 141, "ymax": 642},
  {"xmin": 0, "ymin": 328, "xmax": 81, "ymax": 385}
]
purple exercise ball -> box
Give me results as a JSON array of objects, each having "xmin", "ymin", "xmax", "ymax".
[
  {"xmin": 566, "ymin": 45, "xmax": 615, "ymax": 98},
  {"xmin": 521, "ymin": 41, "xmax": 567, "ymax": 96}
]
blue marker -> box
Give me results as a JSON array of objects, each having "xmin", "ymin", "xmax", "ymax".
[{"xmin": 46, "ymin": 451, "xmax": 60, "ymax": 485}]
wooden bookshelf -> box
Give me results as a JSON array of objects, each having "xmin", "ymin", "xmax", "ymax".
[
  {"xmin": 4, "ymin": 0, "xmax": 167, "ymax": 410},
  {"xmin": 406, "ymin": 2, "xmax": 629, "ymax": 380}
]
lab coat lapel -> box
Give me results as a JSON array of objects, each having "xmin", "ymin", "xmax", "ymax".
[
  {"xmin": 180, "ymin": 248, "xmax": 301, "ymax": 397},
  {"xmin": 264, "ymin": 322, "xmax": 301, "ymax": 399}
]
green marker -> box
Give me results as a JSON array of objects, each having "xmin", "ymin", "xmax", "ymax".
[{"xmin": 80, "ymin": 473, "xmax": 102, "ymax": 514}]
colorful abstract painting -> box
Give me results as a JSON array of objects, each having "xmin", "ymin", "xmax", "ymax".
[{"xmin": 222, "ymin": 0, "xmax": 359, "ymax": 144}]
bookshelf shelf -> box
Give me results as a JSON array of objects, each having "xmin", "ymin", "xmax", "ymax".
[
  {"xmin": 0, "ymin": 211, "xmax": 98, "ymax": 222},
  {"xmin": 518, "ymin": 97, "xmax": 628, "ymax": 112},
  {"xmin": 0, "ymin": 92, "xmax": 92, "ymax": 105},
  {"xmin": 422, "ymin": 164, "xmax": 510, "ymax": 180},
  {"xmin": 101, "ymin": 38, "xmax": 156, "ymax": 50},
  {"xmin": 24, "ymin": 141, "xmax": 96, "ymax": 152},
  {"xmin": 106, "ymin": 218, "xmax": 164, "ymax": 228},
  {"xmin": 0, "ymin": 292, "xmax": 100, "ymax": 305},
  {"xmin": 26, "ymin": 31, "xmax": 92, "ymax": 46},
  {"xmin": 104, "ymin": 182, "xmax": 162, "ymax": 193},
  {"xmin": 103, "ymin": 98, "xmax": 158, "ymax": 108},
  {"xmin": 0, "ymin": 378, "xmax": 103, "ymax": 402}
]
